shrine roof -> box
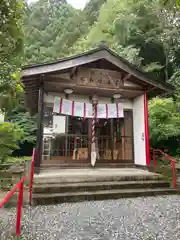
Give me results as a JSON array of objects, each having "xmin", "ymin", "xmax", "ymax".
[{"xmin": 21, "ymin": 46, "xmax": 174, "ymax": 115}]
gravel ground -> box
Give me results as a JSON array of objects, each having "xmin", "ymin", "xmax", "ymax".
[{"xmin": 1, "ymin": 195, "xmax": 180, "ymax": 240}]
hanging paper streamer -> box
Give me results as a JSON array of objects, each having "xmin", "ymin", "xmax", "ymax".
[
  {"xmin": 53, "ymin": 97, "xmax": 124, "ymax": 119},
  {"xmin": 53, "ymin": 97, "xmax": 61, "ymax": 113},
  {"xmin": 107, "ymin": 103, "xmax": 117, "ymax": 118},
  {"xmin": 60, "ymin": 99, "xmax": 72, "ymax": 115},
  {"xmin": 116, "ymin": 103, "xmax": 124, "ymax": 118},
  {"xmin": 85, "ymin": 103, "xmax": 93, "ymax": 118},
  {"xmin": 96, "ymin": 104, "xmax": 107, "ymax": 119},
  {"xmin": 107, "ymin": 103, "xmax": 124, "ymax": 118},
  {"xmin": 73, "ymin": 101, "xmax": 84, "ymax": 117}
]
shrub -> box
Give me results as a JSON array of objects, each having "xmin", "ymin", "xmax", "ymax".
[
  {"xmin": 0, "ymin": 122, "xmax": 24, "ymax": 165},
  {"xmin": 6, "ymin": 156, "xmax": 32, "ymax": 164}
]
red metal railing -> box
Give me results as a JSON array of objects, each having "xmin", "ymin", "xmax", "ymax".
[
  {"xmin": 153, "ymin": 149, "xmax": 177, "ymax": 189},
  {"xmin": 0, "ymin": 148, "xmax": 36, "ymax": 237},
  {"xmin": 0, "ymin": 176, "xmax": 27, "ymax": 237},
  {"xmin": 29, "ymin": 148, "xmax": 35, "ymax": 205}
]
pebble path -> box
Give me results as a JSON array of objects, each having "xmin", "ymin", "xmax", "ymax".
[{"xmin": 1, "ymin": 195, "xmax": 180, "ymax": 240}]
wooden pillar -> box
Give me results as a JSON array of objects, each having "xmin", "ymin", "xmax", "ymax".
[
  {"xmin": 65, "ymin": 94, "xmax": 69, "ymax": 158},
  {"xmin": 88, "ymin": 118, "xmax": 92, "ymax": 161},
  {"xmin": 110, "ymin": 119, "xmax": 114, "ymax": 161},
  {"xmin": 110, "ymin": 97, "xmax": 115, "ymax": 161},
  {"xmin": 35, "ymin": 75, "xmax": 44, "ymax": 172},
  {"xmin": 65, "ymin": 116, "xmax": 69, "ymax": 157}
]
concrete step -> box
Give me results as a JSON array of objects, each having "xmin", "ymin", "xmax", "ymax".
[
  {"xmin": 40, "ymin": 163, "xmax": 134, "ymax": 169},
  {"xmin": 32, "ymin": 188, "xmax": 177, "ymax": 205},
  {"xmin": 33, "ymin": 180, "xmax": 170, "ymax": 194},
  {"xmin": 34, "ymin": 173, "xmax": 163, "ymax": 184}
]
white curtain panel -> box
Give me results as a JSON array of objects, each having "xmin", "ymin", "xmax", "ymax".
[
  {"xmin": 53, "ymin": 97, "xmax": 61, "ymax": 113},
  {"xmin": 53, "ymin": 97, "xmax": 124, "ymax": 118},
  {"xmin": 73, "ymin": 101, "xmax": 84, "ymax": 117},
  {"xmin": 96, "ymin": 104, "xmax": 107, "ymax": 119},
  {"xmin": 85, "ymin": 103, "xmax": 93, "ymax": 118},
  {"xmin": 61, "ymin": 99, "xmax": 72, "ymax": 115}
]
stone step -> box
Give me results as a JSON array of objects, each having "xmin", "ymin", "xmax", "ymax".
[
  {"xmin": 40, "ymin": 162, "xmax": 134, "ymax": 169},
  {"xmin": 34, "ymin": 173, "xmax": 163, "ymax": 184},
  {"xmin": 32, "ymin": 188, "xmax": 177, "ymax": 205},
  {"xmin": 33, "ymin": 180, "xmax": 170, "ymax": 194}
]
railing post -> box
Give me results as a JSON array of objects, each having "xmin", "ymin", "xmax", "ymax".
[
  {"xmin": 172, "ymin": 161, "xmax": 177, "ymax": 189},
  {"xmin": 29, "ymin": 148, "xmax": 35, "ymax": 205},
  {"xmin": 16, "ymin": 181, "xmax": 24, "ymax": 237},
  {"xmin": 153, "ymin": 150, "xmax": 156, "ymax": 173}
]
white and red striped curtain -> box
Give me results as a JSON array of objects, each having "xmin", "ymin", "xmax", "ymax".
[{"xmin": 53, "ymin": 97, "xmax": 124, "ymax": 118}]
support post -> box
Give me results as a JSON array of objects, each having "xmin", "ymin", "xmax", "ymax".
[
  {"xmin": 88, "ymin": 118, "xmax": 92, "ymax": 161},
  {"xmin": 144, "ymin": 92, "xmax": 150, "ymax": 166},
  {"xmin": 29, "ymin": 148, "xmax": 35, "ymax": 205},
  {"xmin": 16, "ymin": 182, "xmax": 24, "ymax": 237},
  {"xmin": 35, "ymin": 75, "xmax": 44, "ymax": 172},
  {"xmin": 172, "ymin": 161, "xmax": 177, "ymax": 189},
  {"xmin": 110, "ymin": 119, "xmax": 114, "ymax": 161},
  {"xmin": 153, "ymin": 150, "xmax": 156, "ymax": 173}
]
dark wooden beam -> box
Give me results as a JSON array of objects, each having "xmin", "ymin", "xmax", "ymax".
[
  {"xmin": 35, "ymin": 75, "xmax": 44, "ymax": 173},
  {"xmin": 24, "ymin": 89, "xmax": 39, "ymax": 93},
  {"xmin": 47, "ymin": 71, "xmax": 147, "ymax": 90},
  {"xmin": 23, "ymin": 78, "xmax": 39, "ymax": 83},
  {"xmin": 122, "ymin": 73, "xmax": 131, "ymax": 83},
  {"xmin": 70, "ymin": 67, "xmax": 77, "ymax": 79},
  {"xmin": 45, "ymin": 81, "xmax": 145, "ymax": 93}
]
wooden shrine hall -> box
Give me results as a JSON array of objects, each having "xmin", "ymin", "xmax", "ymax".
[{"xmin": 22, "ymin": 46, "xmax": 173, "ymax": 171}]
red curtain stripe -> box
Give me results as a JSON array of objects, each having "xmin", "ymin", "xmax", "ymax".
[{"xmin": 60, "ymin": 98, "xmax": 63, "ymax": 113}]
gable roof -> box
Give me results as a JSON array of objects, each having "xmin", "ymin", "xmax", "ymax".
[{"xmin": 22, "ymin": 46, "xmax": 173, "ymax": 93}]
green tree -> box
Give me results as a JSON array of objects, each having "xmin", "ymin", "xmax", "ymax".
[
  {"xmin": 81, "ymin": 0, "xmax": 179, "ymax": 81},
  {"xmin": 0, "ymin": 0, "xmax": 24, "ymax": 112},
  {"xmin": 24, "ymin": 0, "xmax": 107, "ymax": 63},
  {"xmin": 7, "ymin": 97, "xmax": 37, "ymax": 144},
  {"xmin": 149, "ymin": 98, "xmax": 180, "ymax": 155},
  {"xmin": 24, "ymin": 0, "xmax": 77, "ymax": 63}
]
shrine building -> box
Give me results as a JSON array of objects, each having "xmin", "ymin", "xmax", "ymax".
[{"xmin": 22, "ymin": 47, "xmax": 173, "ymax": 171}]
